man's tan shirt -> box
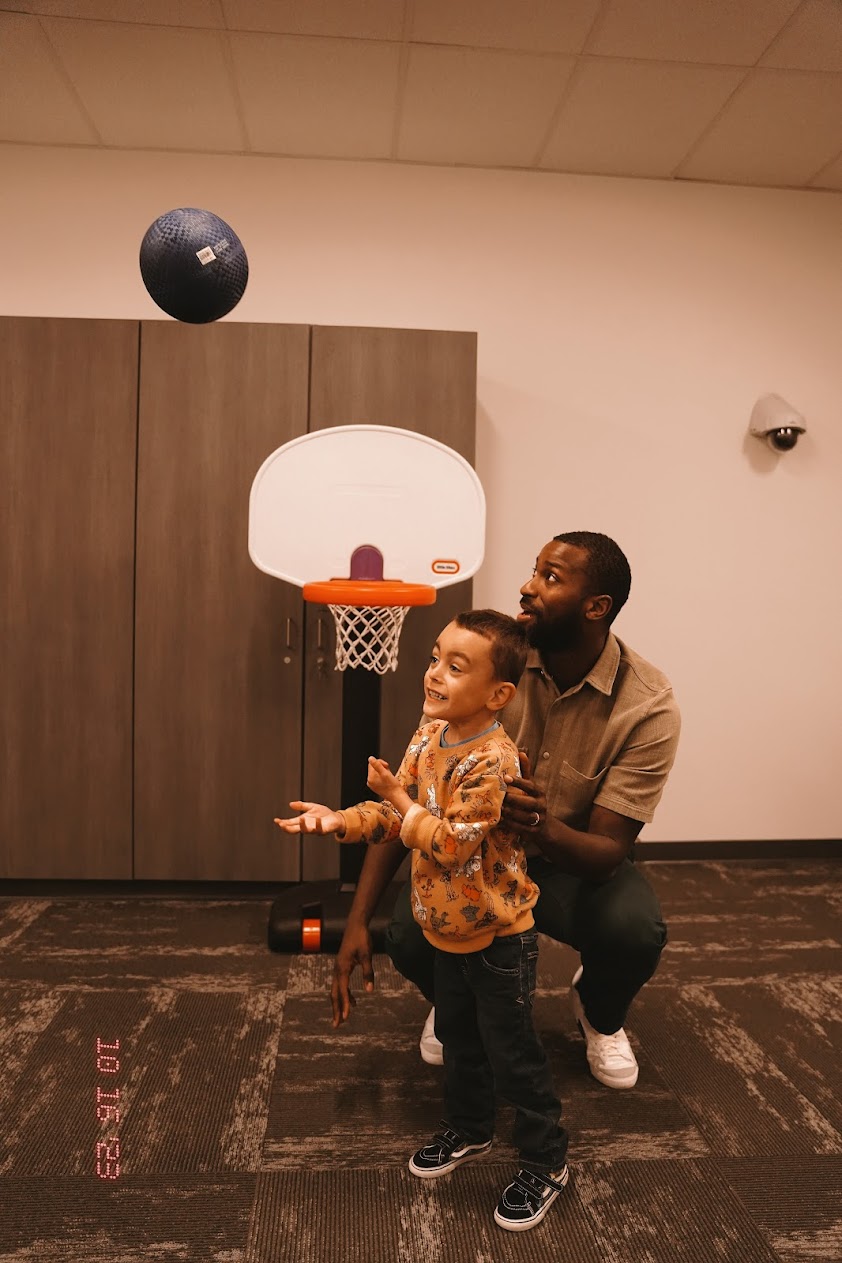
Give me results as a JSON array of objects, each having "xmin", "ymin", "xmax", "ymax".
[{"xmin": 500, "ymin": 633, "xmax": 681, "ymax": 846}]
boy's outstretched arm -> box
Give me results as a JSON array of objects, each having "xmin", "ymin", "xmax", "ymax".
[{"xmin": 274, "ymin": 801, "xmax": 344, "ymax": 835}]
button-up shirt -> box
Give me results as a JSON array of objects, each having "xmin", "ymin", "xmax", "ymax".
[{"xmin": 500, "ymin": 633, "xmax": 680, "ymax": 846}]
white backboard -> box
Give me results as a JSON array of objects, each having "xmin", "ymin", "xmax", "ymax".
[{"xmin": 248, "ymin": 426, "xmax": 485, "ymax": 588}]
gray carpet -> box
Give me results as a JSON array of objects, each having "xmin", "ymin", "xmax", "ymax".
[{"xmin": 0, "ymin": 860, "xmax": 839, "ymax": 1262}]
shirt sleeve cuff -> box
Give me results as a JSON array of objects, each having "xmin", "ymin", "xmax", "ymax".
[
  {"xmin": 399, "ymin": 803, "xmax": 426, "ymax": 848},
  {"xmin": 337, "ymin": 809, "xmax": 365, "ymax": 842}
]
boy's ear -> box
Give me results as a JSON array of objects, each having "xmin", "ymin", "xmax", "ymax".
[{"xmin": 488, "ymin": 681, "xmax": 517, "ymax": 712}]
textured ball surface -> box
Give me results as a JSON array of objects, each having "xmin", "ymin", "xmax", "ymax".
[{"xmin": 139, "ymin": 208, "xmax": 249, "ymax": 323}]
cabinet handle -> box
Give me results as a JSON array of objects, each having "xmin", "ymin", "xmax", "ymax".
[
  {"xmin": 282, "ymin": 617, "xmax": 296, "ymax": 665},
  {"xmin": 316, "ymin": 617, "xmax": 329, "ymax": 675}
]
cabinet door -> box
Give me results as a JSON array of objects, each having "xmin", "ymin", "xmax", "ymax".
[
  {"xmin": 304, "ymin": 326, "xmax": 478, "ymax": 880},
  {"xmin": 0, "ymin": 316, "xmax": 137, "ymax": 878},
  {"xmin": 134, "ymin": 321, "xmax": 310, "ymax": 879}
]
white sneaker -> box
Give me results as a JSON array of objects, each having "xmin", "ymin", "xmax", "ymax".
[
  {"xmin": 570, "ymin": 966, "xmax": 638, "ymax": 1089},
  {"xmin": 419, "ymin": 1007, "xmax": 444, "ymax": 1066}
]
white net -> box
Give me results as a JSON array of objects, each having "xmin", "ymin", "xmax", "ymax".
[{"xmin": 326, "ymin": 603, "xmax": 411, "ymax": 673}]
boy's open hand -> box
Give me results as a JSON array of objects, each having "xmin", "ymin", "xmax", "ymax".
[{"xmin": 274, "ymin": 802, "xmax": 343, "ymax": 835}]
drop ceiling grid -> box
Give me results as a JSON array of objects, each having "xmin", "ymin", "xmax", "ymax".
[{"xmin": 0, "ymin": 0, "xmax": 840, "ymax": 191}]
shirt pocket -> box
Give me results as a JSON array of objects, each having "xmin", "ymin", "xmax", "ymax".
[{"xmin": 550, "ymin": 761, "xmax": 607, "ymax": 829}]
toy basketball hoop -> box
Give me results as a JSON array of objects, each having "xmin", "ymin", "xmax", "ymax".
[
  {"xmin": 303, "ymin": 544, "xmax": 437, "ymax": 673},
  {"xmin": 250, "ymin": 423, "xmax": 486, "ymax": 936},
  {"xmin": 248, "ymin": 426, "xmax": 485, "ymax": 672}
]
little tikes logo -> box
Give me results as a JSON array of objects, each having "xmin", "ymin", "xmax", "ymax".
[{"xmin": 432, "ymin": 560, "xmax": 460, "ymax": 575}]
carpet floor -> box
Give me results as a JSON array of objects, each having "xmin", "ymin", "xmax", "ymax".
[{"xmin": 0, "ymin": 859, "xmax": 839, "ymax": 1262}]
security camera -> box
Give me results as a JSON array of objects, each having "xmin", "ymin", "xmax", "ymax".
[{"xmin": 749, "ymin": 394, "xmax": 806, "ymax": 452}]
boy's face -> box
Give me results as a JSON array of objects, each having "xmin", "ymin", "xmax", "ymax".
[{"xmin": 423, "ymin": 622, "xmax": 502, "ymax": 728}]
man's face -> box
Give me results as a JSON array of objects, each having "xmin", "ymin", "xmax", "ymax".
[{"xmin": 517, "ymin": 541, "xmax": 593, "ymax": 651}]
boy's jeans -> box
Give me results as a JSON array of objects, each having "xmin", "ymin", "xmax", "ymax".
[{"xmin": 433, "ymin": 930, "xmax": 568, "ymax": 1173}]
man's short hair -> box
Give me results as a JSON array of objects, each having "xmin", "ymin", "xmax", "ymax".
[
  {"xmin": 454, "ymin": 609, "xmax": 529, "ymax": 685},
  {"xmin": 554, "ymin": 531, "xmax": 632, "ymax": 624}
]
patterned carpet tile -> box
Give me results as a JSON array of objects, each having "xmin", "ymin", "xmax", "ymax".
[
  {"xmin": 574, "ymin": 1157, "xmax": 782, "ymax": 1263},
  {"xmin": 0, "ymin": 1174, "xmax": 256, "ymax": 1262},
  {"xmin": 637, "ymin": 863, "xmax": 842, "ymax": 985},
  {"xmin": 248, "ymin": 1165, "xmax": 608, "ymax": 1263},
  {"xmin": 0, "ymin": 865, "xmax": 839, "ymax": 1261},
  {"xmin": 0, "ymin": 898, "xmax": 287, "ymax": 987},
  {"xmin": 650, "ymin": 923, "xmax": 841, "ymax": 984},
  {"xmin": 720, "ymin": 1156, "xmax": 842, "ymax": 1263},
  {"xmin": 641, "ymin": 860, "xmax": 841, "ymax": 907},
  {"xmin": 0, "ymin": 984, "xmax": 285, "ymax": 1176},
  {"xmin": 694, "ymin": 975, "xmax": 842, "ymax": 1134},
  {"xmin": 631, "ymin": 983, "xmax": 842, "ymax": 1157},
  {"xmin": 264, "ymin": 991, "xmax": 710, "ymax": 1170}
]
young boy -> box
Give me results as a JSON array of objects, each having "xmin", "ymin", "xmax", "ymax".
[{"xmin": 275, "ymin": 609, "xmax": 568, "ymax": 1232}]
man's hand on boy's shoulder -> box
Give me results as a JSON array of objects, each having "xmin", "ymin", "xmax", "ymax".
[{"xmin": 500, "ymin": 751, "xmax": 547, "ymax": 837}]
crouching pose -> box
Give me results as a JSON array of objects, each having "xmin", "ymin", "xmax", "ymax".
[{"xmin": 332, "ymin": 533, "xmax": 681, "ymax": 1091}]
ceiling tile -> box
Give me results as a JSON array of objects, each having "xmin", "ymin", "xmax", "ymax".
[
  {"xmin": 589, "ymin": 0, "xmax": 802, "ymax": 65},
  {"xmin": 398, "ymin": 45, "xmax": 573, "ymax": 167},
  {"xmin": 540, "ymin": 58, "xmax": 745, "ymax": 177},
  {"xmin": 230, "ymin": 33, "xmax": 400, "ymax": 157},
  {"xmin": 810, "ymin": 150, "xmax": 842, "ymax": 189},
  {"xmin": 677, "ymin": 69, "xmax": 842, "ymax": 187},
  {"xmin": 41, "ymin": 18, "xmax": 244, "ymax": 150},
  {"xmin": 11, "ymin": 1, "xmax": 224, "ymax": 26},
  {"xmin": 411, "ymin": 0, "xmax": 601, "ymax": 53},
  {"xmin": 0, "ymin": 12, "xmax": 98, "ymax": 144},
  {"xmin": 761, "ymin": 0, "xmax": 842, "ymax": 72},
  {"xmin": 222, "ymin": 0, "xmax": 404, "ymax": 40}
]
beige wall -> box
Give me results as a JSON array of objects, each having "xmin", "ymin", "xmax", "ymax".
[{"xmin": 2, "ymin": 143, "xmax": 841, "ymax": 843}]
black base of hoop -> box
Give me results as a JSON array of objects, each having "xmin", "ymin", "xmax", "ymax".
[{"xmin": 267, "ymin": 879, "xmax": 401, "ymax": 953}]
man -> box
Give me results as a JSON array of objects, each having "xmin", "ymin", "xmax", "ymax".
[{"xmin": 330, "ymin": 531, "xmax": 681, "ymax": 1090}]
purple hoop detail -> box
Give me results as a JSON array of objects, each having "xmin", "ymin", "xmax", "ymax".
[{"xmin": 349, "ymin": 545, "xmax": 384, "ymax": 581}]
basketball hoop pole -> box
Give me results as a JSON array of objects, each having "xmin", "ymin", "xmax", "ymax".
[
  {"xmin": 339, "ymin": 663, "xmax": 380, "ymax": 888},
  {"xmin": 265, "ymin": 560, "xmax": 436, "ymax": 953},
  {"xmin": 310, "ymin": 550, "xmax": 436, "ymax": 889}
]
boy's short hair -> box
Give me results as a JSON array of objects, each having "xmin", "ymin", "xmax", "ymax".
[{"xmin": 453, "ymin": 609, "xmax": 529, "ymax": 687}]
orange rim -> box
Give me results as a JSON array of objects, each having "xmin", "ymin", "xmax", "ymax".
[
  {"xmin": 303, "ymin": 579, "xmax": 436, "ymax": 607},
  {"xmin": 301, "ymin": 917, "xmax": 322, "ymax": 952}
]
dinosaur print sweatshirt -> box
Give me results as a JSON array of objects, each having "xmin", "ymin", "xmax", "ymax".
[{"xmin": 337, "ymin": 720, "xmax": 538, "ymax": 953}]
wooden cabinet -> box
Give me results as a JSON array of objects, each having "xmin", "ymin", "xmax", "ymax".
[
  {"xmin": 0, "ymin": 317, "xmax": 137, "ymax": 878},
  {"xmin": 133, "ymin": 321, "xmax": 310, "ymax": 879},
  {"xmin": 0, "ymin": 317, "xmax": 477, "ymax": 881}
]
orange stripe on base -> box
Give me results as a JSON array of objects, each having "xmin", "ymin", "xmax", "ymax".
[{"xmin": 301, "ymin": 917, "xmax": 322, "ymax": 953}]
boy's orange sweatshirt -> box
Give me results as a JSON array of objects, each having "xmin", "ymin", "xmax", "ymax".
[{"xmin": 338, "ymin": 720, "xmax": 538, "ymax": 953}]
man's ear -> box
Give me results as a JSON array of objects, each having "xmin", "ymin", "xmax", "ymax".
[
  {"xmin": 488, "ymin": 681, "xmax": 517, "ymax": 712},
  {"xmin": 584, "ymin": 593, "xmax": 613, "ymax": 622}
]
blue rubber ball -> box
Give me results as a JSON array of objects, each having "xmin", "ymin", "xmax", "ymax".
[{"xmin": 139, "ymin": 207, "xmax": 249, "ymax": 323}]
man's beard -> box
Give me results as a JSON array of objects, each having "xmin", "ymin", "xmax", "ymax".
[{"xmin": 525, "ymin": 609, "xmax": 581, "ymax": 653}]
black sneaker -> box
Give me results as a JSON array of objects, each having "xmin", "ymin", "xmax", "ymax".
[
  {"xmin": 494, "ymin": 1165, "xmax": 569, "ymax": 1231},
  {"xmin": 408, "ymin": 1126, "xmax": 493, "ymax": 1178}
]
